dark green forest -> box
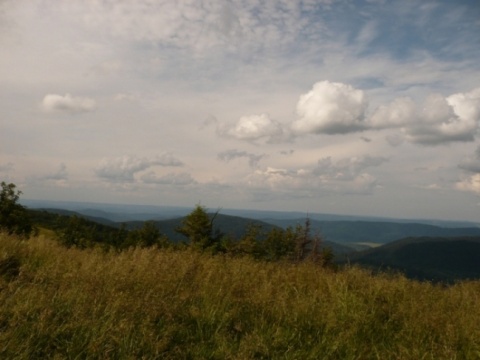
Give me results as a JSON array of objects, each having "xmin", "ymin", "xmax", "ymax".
[{"xmin": 3, "ymin": 181, "xmax": 480, "ymax": 282}]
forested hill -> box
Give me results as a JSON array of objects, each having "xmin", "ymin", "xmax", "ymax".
[
  {"xmin": 29, "ymin": 207, "xmax": 480, "ymax": 248},
  {"xmin": 345, "ymin": 236, "xmax": 480, "ymax": 283},
  {"xmin": 28, "ymin": 209, "xmax": 354, "ymax": 255},
  {"xmin": 124, "ymin": 213, "xmax": 279, "ymax": 242},
  {"xmin": 263, "ymin": 219, "xmax": 480, "ymax": 245},
  {"xmin": 24, "ymin": 208, "xmax": 480, "ymax": 282}
]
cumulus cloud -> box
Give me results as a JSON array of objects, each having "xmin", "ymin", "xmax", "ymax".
[
  {"xmin": 220, "ymin": 83, "xmax": 480, "ymax": 147},
  {"xmin": 221, "ymin": 114, "xmax": 287, "ymax": 143},
  {"xmin": 217, "ymin": 149, "xmax": 264, "ymax": 167},
  {"xmin": 42, "ymin": 93, "xmax": 97, "ymax": 113},
  {"xmin": 291, "ymin": 81, "xmax": 368, "ymax": 135},
  {"xmin": 284, "ymin": 82, "xmax": 480, "ymax": 145},
  {"xmin": 458, "ymin": 146, "xmax": 480, "ymax": 174},
  {"xmin": 246, "ymin": 155, "xmax": 387, "ymax": 196},
  {"xmin": 141, "ymin": 171, "xmax": 196, "ymax": 185},
  {"xmin": 456, "ymin": 174, "xmax": 480, "ymax": 195},
  {"xmin": 95, "ymin": 154, "xmax": 183, "ymax": 183},
  {"xmin": 405, "ymin": 90, "xmax": 480, "ymax": 145},
  {"xmin": 313, "ymin": 156, "xmax": 388, "ymax": 181},
  {"xmin": 367, "ymin": 88, "xmax": 480, "ymax": 145},
  {"xmin": 369, "ymin": 97, "xmax": 416, "ymax": 129}
]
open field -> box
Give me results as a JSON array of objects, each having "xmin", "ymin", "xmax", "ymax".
[{"xmin": 1, "ymin": 233, "xmax": 479, "ymax": 359}]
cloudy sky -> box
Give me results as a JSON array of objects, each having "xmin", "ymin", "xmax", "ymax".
[{"xmin": 1, "ymin": 0, "xmax": 480, "ymax": 221}]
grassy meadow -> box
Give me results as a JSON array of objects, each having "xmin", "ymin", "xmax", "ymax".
[{"xmin": 1, "ymin": 233, "xmax": 479, "ymax": 359}]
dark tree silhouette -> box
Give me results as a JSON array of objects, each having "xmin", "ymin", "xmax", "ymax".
[
  {"xmin": 0, "ymin": 182, "xmax": 35, "ymax": 238},
  {"xmin": 176, "ymin": 204, "xmax": 222, "ymax": 251}
]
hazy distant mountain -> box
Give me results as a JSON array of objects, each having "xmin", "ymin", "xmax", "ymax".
[
  {"xmin": 22, "ymin": 199, "xmax": 192, "ymax": 221},
  {"xmin": 263, "ymin": 219, "xmax": 480, "ymax": 245},
  {"xmin": 345, "ymin": 236, "xmax": 480, "ymax": 282},
  {"xmin": 25, "ymin": 203, "xmax": 480, "ymax": 282},
  {"xmin": 21, "ymin": 199, "xmax": 480, "ymax": 228},
  {"xmin": 30, "ymin": 208, "xmax": 119, "ymax": 227}
]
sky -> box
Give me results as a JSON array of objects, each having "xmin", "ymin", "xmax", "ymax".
[{"xmin": 1, "ymin": 0, "xmax": 480, "ymax": 222}]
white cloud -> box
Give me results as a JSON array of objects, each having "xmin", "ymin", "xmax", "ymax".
[
  {"xmin": 246, "ymin": 155, "xmax": 387, "ymax": 196},
  {"xmin": 448, "ymin": 88, "xmax": 480, "ymax": 122},
  {"xmin": 458, "ymin": 146, "xmax": 480, "ymax": 173},
  {"xmin": 405, "ymin": 89, "xmax": 480, "ymax": 145},
  {"xmin": 95, "ymin": 154, "xmax": 183, "ymax": 183},
  {"xmin": 355, "ymin": 20, "xmax": 378, "ymax": 49},
  {"xmin": 369, "ymin": 97, "xmax": 416, "ymax": 129},
  {"xmin": 456, "ymin": 174, "xmax": 480, "ymax": 195},
  {"xmin": 217, "ymin": 149, "xmax": 265, "ymax": 168},
  {"xmin": 225, "ymin": 83, "xmax": 480, "ymax": 147},
  {"xmin": 313, "ymin": 156, "xmax": 388, "ymax": 181},
  {"xmin": 291, "ymin": 81, "xmax": 368, "ymax": 135},
  {"xmin": 72, "ymin": 0, "xmax": 331, "ymax": 57},
  {"xmin": 141, "ymin": 171, "xmax": 196, "ymax": 186},
  {"xmin": 222, "ymin": 114, "xmax": 287, "ymax": 143},
  {"xmin": 286, "ymin": 83, "xmax": 478, "ymax": 146},
  {"xmin": 42, "ymin": 93, "xmax": 96, "ymax": 114}
]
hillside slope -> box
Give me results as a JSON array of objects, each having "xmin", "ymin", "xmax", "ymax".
[
  {"xmin": 345, "ymin": 236, "xmax": 480, "ymax": 282},
  {"xmin": 124, "ymin": 214, "xmax": 353, "ymax": 254},
  {"xmin": 264, "ymin": 219, "xmax": 480, "ymax": 245}
]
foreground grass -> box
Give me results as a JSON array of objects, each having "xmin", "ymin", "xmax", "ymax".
[{"xmin": 1, "ymin": 234, "xmax": 479, "ymax": 359}]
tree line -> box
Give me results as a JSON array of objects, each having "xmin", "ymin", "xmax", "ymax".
[{"xmin": 0, "ymin": 182, "xmax": 334, "ymax": 267}]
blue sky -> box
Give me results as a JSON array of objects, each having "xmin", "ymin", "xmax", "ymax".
[{"xmin": 1, "ymin": 0, "xmax": 480, "ymax": 221}]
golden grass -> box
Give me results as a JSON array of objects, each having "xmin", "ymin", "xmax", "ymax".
[{"xmin": 1, "ymin": 233, "xmax": 479, "ymax": 359}]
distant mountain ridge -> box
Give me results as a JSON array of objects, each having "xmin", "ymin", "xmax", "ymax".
[
  {"xmin": 259, "ymin": 219, "xmax": 480, "ymax": 246},
  {"xmin": 29, "ymin": 208, "xmax": 355, "ymax": 255},
  {"xmin": 21, "ymin": 199, "xmax": 480, "ymax": 228},
  {"xmin": 24, "ymin": 199, "xmax": 480, "ymax": 249},
  {"xmin": 26, "ymin": 205, "xmax": 480, "ymax": 282}
]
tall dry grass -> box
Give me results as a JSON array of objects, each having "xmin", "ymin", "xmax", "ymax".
[{"xmin": 0, "ymin": 233, "xmax": 479, "ymax": 359}]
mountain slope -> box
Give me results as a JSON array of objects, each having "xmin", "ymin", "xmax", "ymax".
[
  {"xmin": 263, "ymin": 219, "xmax": 480, "ymax": 245},
  {"xmin": 345, "ymin": 236, "xmax": 480, "ymax": 282},
  {"xmin": 133, "ymin": 214, "xmax": 355, "ymax": 254}
]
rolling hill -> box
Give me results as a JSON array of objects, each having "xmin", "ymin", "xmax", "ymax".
[
  {"xmin": 344, "ymin": 236, "xmax": 480, "ymax": 282},
  {"xmin": 263, "ymin": 219, "xmax": 480, "ymax": 245},
  {"xmin": 24, "ymin": 207, "xmax": 480, "ymax": 281}
]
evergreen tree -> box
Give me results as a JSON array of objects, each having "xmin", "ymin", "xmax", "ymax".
[
  {"xmin": 294, "ymin": 217, "xmax": 312, "ymax": 262},
  {"xmin": 176, "ymin": 204, "xmax": 222, "ymax": 251},
  {"xmin": 234, "ymin": 223, "xmax": 264, "ymax": 258},
  {"xmin": 262, "ymin": 227, "xmax": 296, "ymax": 261},
  {"xmin": 125, "ymin": 221, "xmax": 169, "ymax": 248}
]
